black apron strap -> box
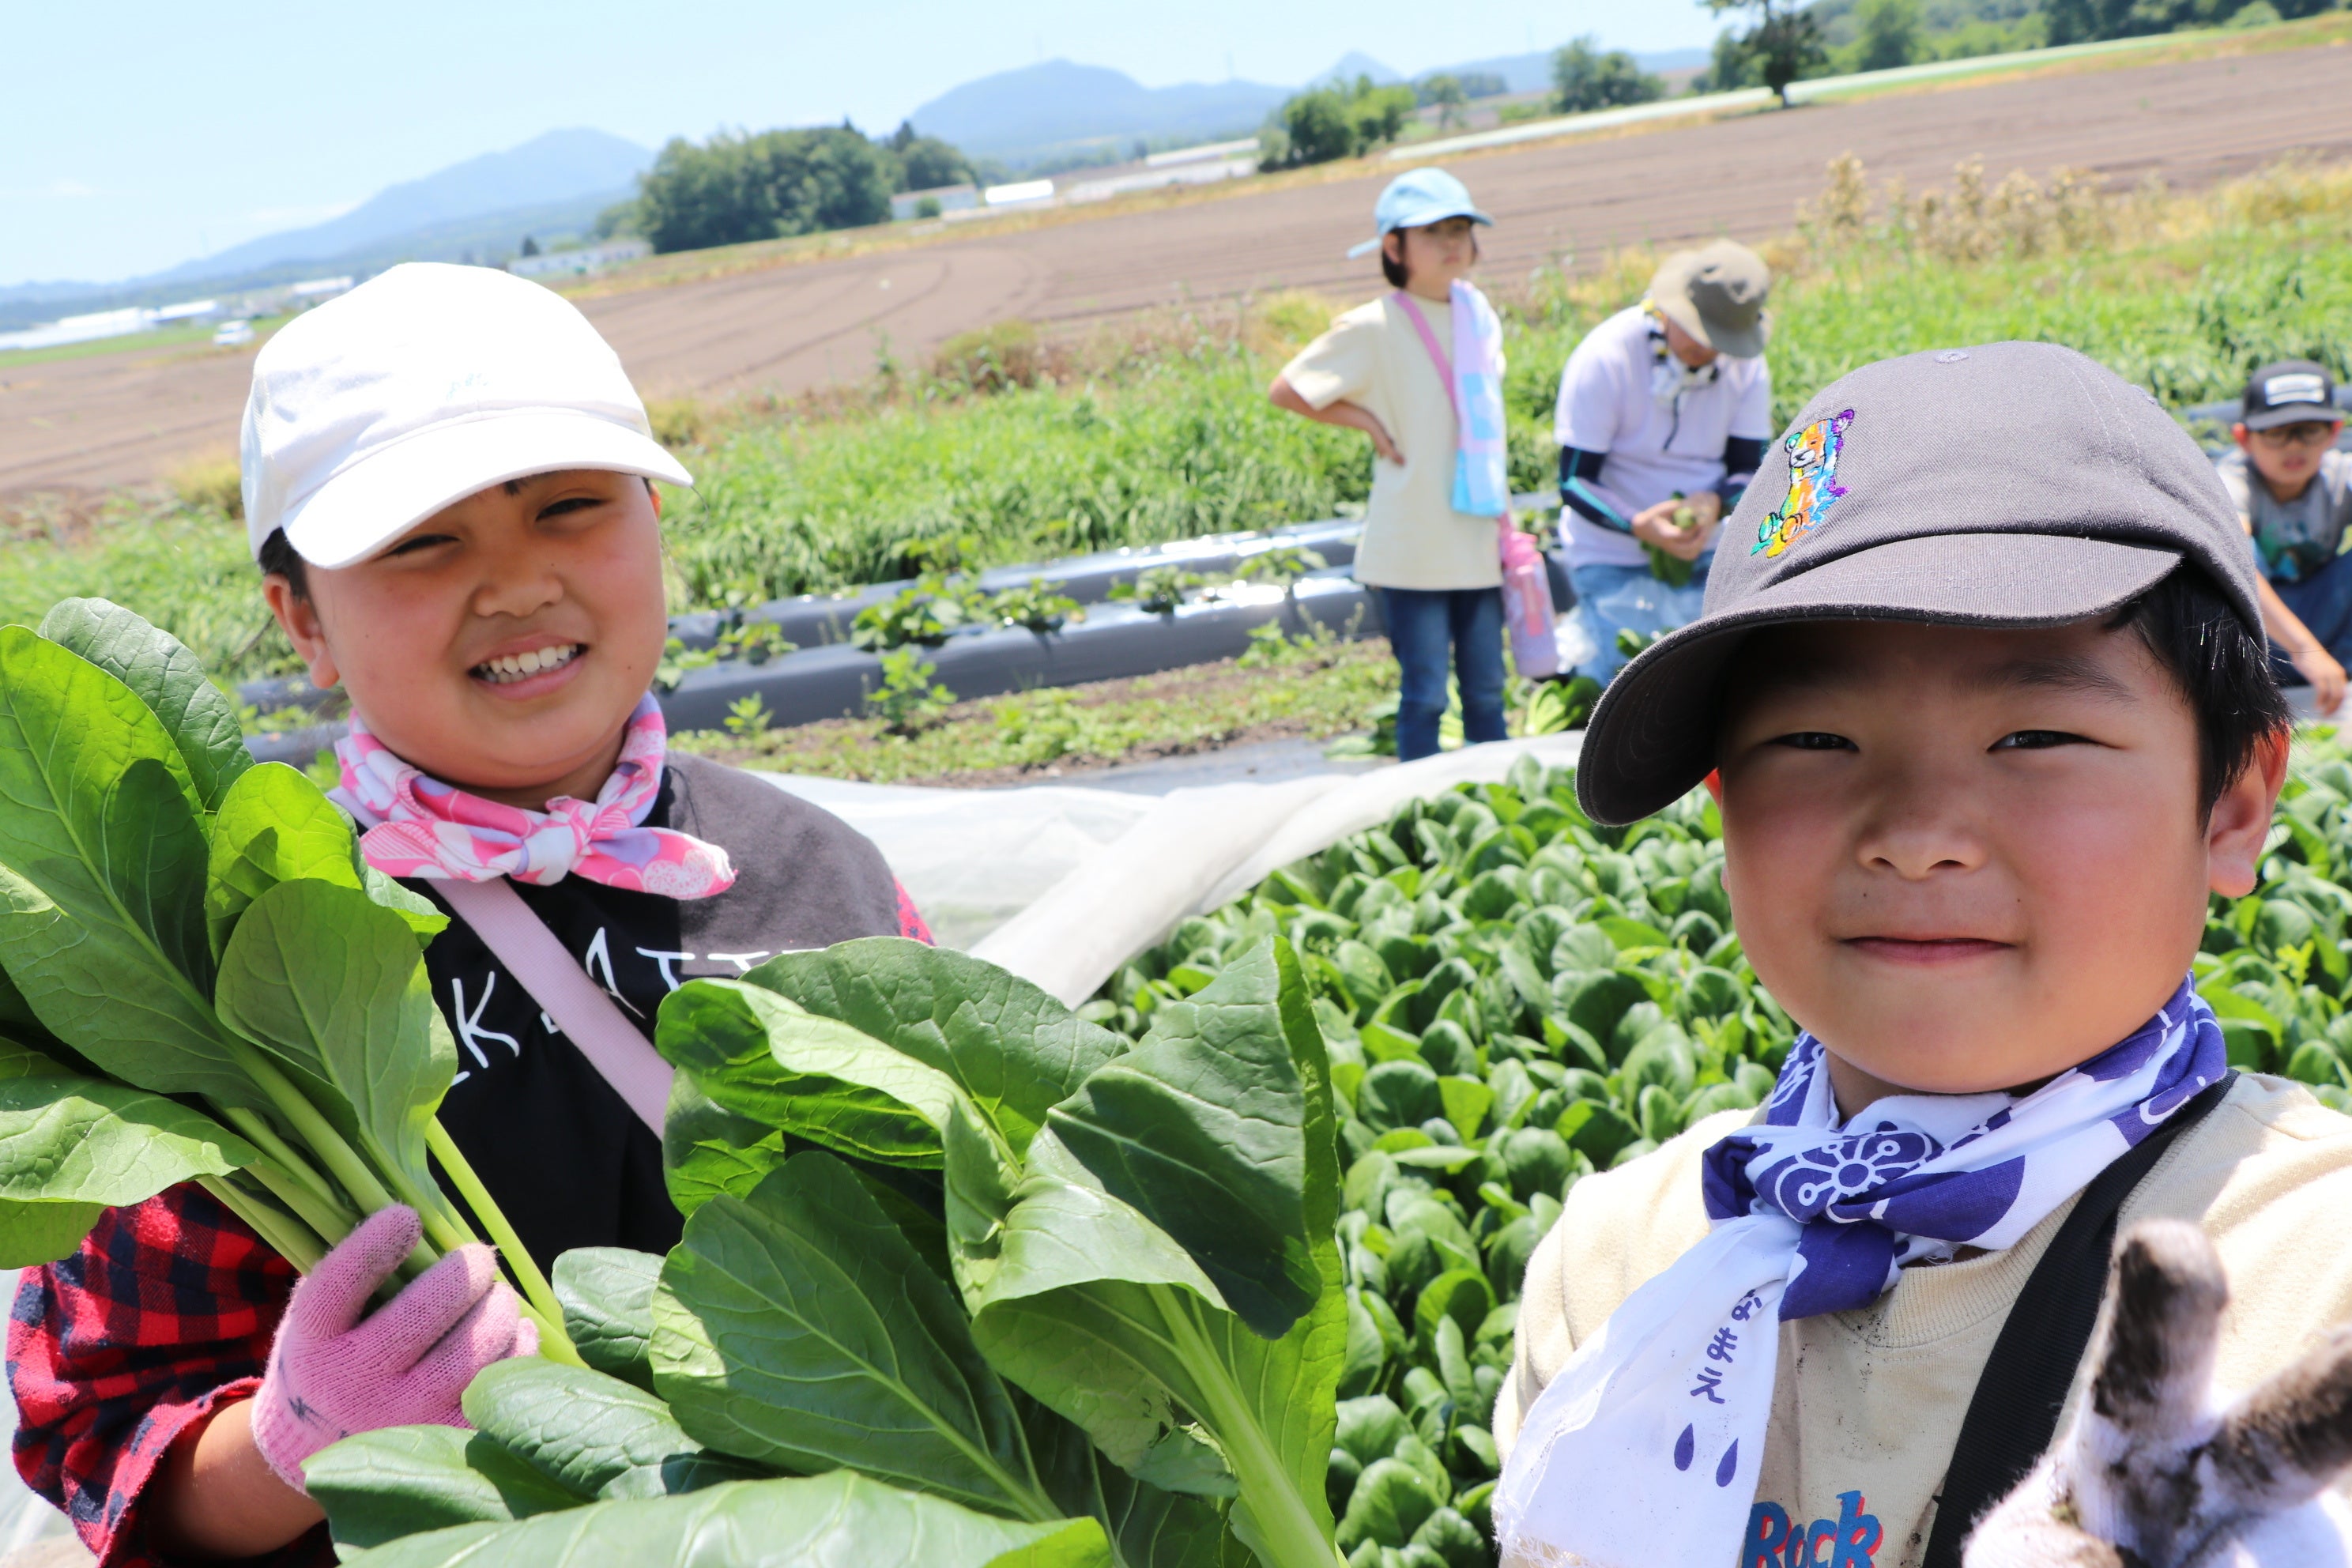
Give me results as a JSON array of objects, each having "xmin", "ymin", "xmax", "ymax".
[{"xmin": 1920, "ymin": 1072, "xmax": 2237, "ymax": 1568}]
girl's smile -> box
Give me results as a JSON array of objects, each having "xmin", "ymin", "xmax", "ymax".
[{"xmin": 263, "ymin": 468, "xmax": 669, "ymax": 810}]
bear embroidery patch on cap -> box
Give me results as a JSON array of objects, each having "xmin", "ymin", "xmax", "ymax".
[{"xmin": 1753, "ymin": 409, "xmax": 1856, "ymax": 560}]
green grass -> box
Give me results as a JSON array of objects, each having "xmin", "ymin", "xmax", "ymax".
[{"xmin": 6, "ymin": 158, "xmax": 2350, "ymax": 692}]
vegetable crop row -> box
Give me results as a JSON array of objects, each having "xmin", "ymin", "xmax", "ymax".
[{"xmin": 1087, "ymin": 741, "xmax": 2352, "ymax": 1568}]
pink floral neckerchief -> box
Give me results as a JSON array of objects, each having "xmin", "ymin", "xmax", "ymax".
[{"xmin": 330, "ymin": 695, "xmax": 737, "ymax": 899}]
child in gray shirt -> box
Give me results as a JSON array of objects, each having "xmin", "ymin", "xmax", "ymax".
[{"xmin": 2218, "ymin": 358, "xmax": 2351, "ymax": 712}]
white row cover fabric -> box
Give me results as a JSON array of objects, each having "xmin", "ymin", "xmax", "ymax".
[{"xmin": 766, "ymin": 735, "xmax": 1582, "ymax": 1004}]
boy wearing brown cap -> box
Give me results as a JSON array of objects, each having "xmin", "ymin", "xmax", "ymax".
[
  {"xmin": 1493, "ymin": 342, "xmax": 2352, "ymax": 1566},
  {"xmin": 1554, "ymin": 239, "xmax": 1775, "ymax": 684}
]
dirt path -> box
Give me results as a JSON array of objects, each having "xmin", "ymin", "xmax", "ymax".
[{"xmin": 7, "ymin": 40, "xmax": 2350, "ymax": 499}]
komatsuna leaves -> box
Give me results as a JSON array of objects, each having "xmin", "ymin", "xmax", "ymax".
[
  {"xmin": 662, "ymin": 1072, "xmax": 790, "ymax": 1219},
  {"xmin": 744, "ymin": 940, "xmax": 1128, "ymax": 1156},
  {"xmin": 202, "ymin": 763, "xmax": 435, "ymax": 959},
  {"xmin": 333, "ymin": 1473, "xmax": 1113, "ymax": 1568},
  {"xmin": 0, "ymin": 1199, "xmax": 106, "ymax": 1265},
  {"xmin": 554, "ymin": 1247, "xmax": 665, "ymax": 1392},
  {"xmin": 0, "ymin": 631, "xmax": 242, "ymax": 1101},
  {"xmin": 306, "ymin": 1423, "xmax": 588, "ymax": 1551},
  {"xmin": 963, "ymin": 940, "xmax": 1344, "ymax": 1568},
  {"xmin": 954, "ymin": 1123, "xmax": 1231, "ymax": 1472},
  {"xmin": 650, "ymin": 1154, "xmax": 1057, "ymax": 1521},
  {"xmin": 0, "ymin": 1034, "xmax": 253, "ymax": 1213},
  {"xmin": 38, "ymin": 597, "xmax": 250, "ymax": 812},
  {"xmin": 1029, "ymin": 1408, "xmax": 1243, "ymax": 1568},
  {"xmin": 1046, "ymin": 938, "xmax": 1323, "ymax": 1340},
  {"xmin": 462, "ymin": 1357, "xmax": 760, "ymax": 1502},
  {"xmin": 213, "ymin": 878, "xmax": 452, "ymax": 1200},
  {"xmin": 656, "ymin": 979, "xmax": 958, "ymax": 1168}
]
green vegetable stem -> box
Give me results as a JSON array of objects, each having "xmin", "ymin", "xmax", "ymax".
[{"xmin": 0, "ymin": 600, "xmax": 579, "ymax": 1363}]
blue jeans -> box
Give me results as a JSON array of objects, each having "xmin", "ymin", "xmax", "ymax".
[
  {"xmin": 2272, "ymin": 550, "xmax": 2352, "ymax": 684},
  {"xmin": 1377, "ymin": 587, "xmax": 1509, "ymax": 762},
  {"xmin": 1569, "ymin": 553, "xmax": 1717, "ymax": 685}
]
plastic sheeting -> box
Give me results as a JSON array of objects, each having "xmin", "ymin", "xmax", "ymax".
[{"xmin": 767, "ymin": 733, "xmax": 1583, "ymax": 1004}]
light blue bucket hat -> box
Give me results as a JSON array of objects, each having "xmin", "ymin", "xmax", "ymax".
[{"xmin": 1346, "ymin": 168, "xmax": 1494, "ymax": 258}]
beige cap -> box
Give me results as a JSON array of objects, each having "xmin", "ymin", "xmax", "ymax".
[{"xmin": 1648, "ymin": 239, "xmax": 1772, "ymax": 360}]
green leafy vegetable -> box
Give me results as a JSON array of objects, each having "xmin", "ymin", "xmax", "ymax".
[
  {"xmin": 651, "ymin": 1155, "xmax": 1059, "ymax": 1520},
  {"xmin": 334, "ymin": 1472, "xmax": 1115, "ymax": 1568},
  {"xmin": 0, "ymin": 601, "xmax": 573, "ymax": 1356}
]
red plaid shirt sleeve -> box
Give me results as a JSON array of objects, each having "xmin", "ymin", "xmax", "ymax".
[
  {"xmin": 7, "ymin": 1183, "xmax": 332, "ymax": 1568},
  {"xmin": 895, "ymin": 880, "xmax": 934, "ymax": 945}
]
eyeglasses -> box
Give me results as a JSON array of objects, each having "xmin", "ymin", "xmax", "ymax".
[{"xmin": 2252, "ymin": 421, "xmax": 2343, "ymax": 450}]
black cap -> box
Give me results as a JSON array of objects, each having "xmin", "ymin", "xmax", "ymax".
[
  {"xmin": 2241, "ymin": 359, "xmax": 2339, "ymax": 432},
  {"xmin": 1576, "ymin": 341, "xmax": 2261, "ymax": 825}
]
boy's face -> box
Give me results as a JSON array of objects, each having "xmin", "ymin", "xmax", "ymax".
[
  {"xmin": 1711, "ymin": 617, "xmax": 2282, "ymax": 1114},
  {"xmin": 2233, "ymin": 418, "xmax": 2342, "ymax": 498},
  {"xmin": 265, "ymin": 468, "xmax": 669, "ymax": 808}
]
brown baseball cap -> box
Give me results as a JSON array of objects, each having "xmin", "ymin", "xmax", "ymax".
[
  {"xmin": 1649, "ymin": 239, "xmax": 1771, "ymax": 360},
  {"xmin": 1575, "ymin": 341, "xmax": 2263, "ymax": 825}
]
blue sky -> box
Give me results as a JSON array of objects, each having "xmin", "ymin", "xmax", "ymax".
[{"xmin": 2, "ymin": 1, "xmax": 1722, "ymax": 288}]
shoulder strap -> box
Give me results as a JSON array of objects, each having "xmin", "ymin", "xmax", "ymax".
[
  {"xmin": 1392, "ymin": 290, "xmax": 1457, "ymax": 416},
  {"xmin": 1920, "ymin": 1072, "xmax": 2237, "ymax": 1568},
  {"xmin": 434, "ymin": 876, "xmax": 675, "ymax": 1136}
]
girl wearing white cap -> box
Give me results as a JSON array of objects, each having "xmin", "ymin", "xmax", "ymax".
[
  {"xmin": 8, "ymin": 264, "xmax": 931, "ymax": 1566},
  {"xmin": 1268, "ymin": 168, "xmax": 1513, "ymax": 761}
]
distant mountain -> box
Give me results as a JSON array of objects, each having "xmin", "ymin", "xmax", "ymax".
[
  {"xmin": 1321, "ymin": 52, "xmax": 1403, "ymax": 84},
  {"xmin": 905, "ymin": 60, "xmax": 1290, "ymax": 167},
  {"xmin": 0, "ymin": 129, "xmax": 655, "ymax": 330},
  {"xmin": 146, "ymin": 128, "xmax": 653, "ymax": 285}
]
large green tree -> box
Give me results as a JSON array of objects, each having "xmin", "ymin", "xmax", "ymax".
[
  {"xmin": 884, "ymin": 121, "xmax": 974, "ymax": 194},
  {"xmin": 1261, "ymin": 77, "xmax": 1419, "ymax": 169},
  {"xmin": 1703, "ymin": 0, "xmax": 1828, "ymax": 104},
  {"xmin": 1853, "ymin": 0, "xmax": 1924, "ymax": 70},
  {"xmin": 637, "ymin": 127, "xmax": 896, "ymax": 254},
  {"xmin": 1551, "ymin": 36, "xmax": 1667, "ymax": 113}
]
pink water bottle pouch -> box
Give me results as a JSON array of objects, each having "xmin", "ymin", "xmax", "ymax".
[{"xmin": 1498, "ymin": 518, "xmax": 1560, "ymax": 680}]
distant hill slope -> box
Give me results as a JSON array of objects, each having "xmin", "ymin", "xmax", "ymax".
[
  {"xmin": 0, "ymin": 187, "xmax": 632, "ymax": 331},
  {"xmin": 906, "ymin": 60, "xmax": 1290, "ymax": 164},
  {"xmin": 906, "ymin": 45, "xmax": 1724, "ymax": 171},
  {"xmin": 147, "ymin": 128, "xmax": 653, "ymax": 285}
]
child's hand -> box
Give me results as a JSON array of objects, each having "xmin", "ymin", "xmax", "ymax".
[
  {"xmin": 249, "ymin": 1205, "xmax": 535, "ymax": 1492},
  {"xmin": 1363, "ymin": 416, "xmax": 1404, "ymax": 466},
  {"xmin": 2292, "ymin": 642, "xmax": 2349, "ymax": 718},
  {"xmin": 1964, "ymin": 1219, "xmax": 2352, "ymax": 1567}
]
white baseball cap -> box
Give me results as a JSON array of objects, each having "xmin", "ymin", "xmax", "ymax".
[{"xmin": 239, "ymin": 262, "xmax": 693, "ymax": 567}]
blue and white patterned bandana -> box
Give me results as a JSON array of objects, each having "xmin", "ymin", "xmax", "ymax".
[{"xmin": 1494, "ymin": 980, "xmax": 2226, "ymax": 1568}]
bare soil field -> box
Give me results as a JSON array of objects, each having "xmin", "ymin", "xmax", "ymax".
[{"xmin": 6, "ymin": 40, "xmax": 2350, "ymax": 501}]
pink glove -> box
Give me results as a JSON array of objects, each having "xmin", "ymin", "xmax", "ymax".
[{"xmin": 249, "ymin": 1205, "xmax": 536, "ymax": 1491}]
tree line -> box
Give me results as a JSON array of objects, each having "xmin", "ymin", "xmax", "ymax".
[
  {"xmin": 1262, "ymin": 0, "xmax": 2323, "ymax": 168},
  {"xmin": 600, "ymin": 122, "xmax": 982, "ymax": 254}
]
